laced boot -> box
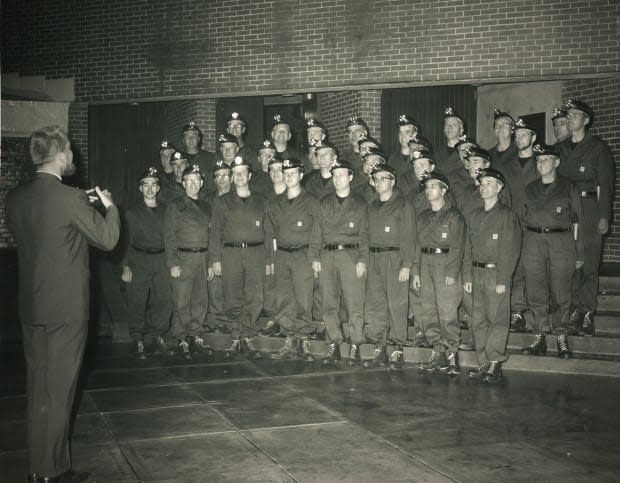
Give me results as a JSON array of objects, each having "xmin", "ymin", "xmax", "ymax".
[
  {"xmin": 389, "ymin": 348, "xmax": 404, "ymax": 370},
  {"xmin": 347, "ymin": 344, "xmax": 361, "ymax": 366},
  {"xmin": 243, "ymin": 337, "xmax": 263, "ymax": 359},
  {"xmin": 509, "ymin": 311, "xmax": 526, "ymax": 332},
  {"xmin": 226, "ymin": 338, "xmax": 242, "ymax": 358},
  {"xmin": 418, "ymin": 349, "xmax": 446, "ymax": 373},
  {"xmin": 467, "ymin": 360, "xmax": 491, "ymax": 380},
  {"xmin": 156, "ymin": 336, "xmax": 174, "ymax": 356},
  {"xmin": 323, "ymin": 343, "xmax": 341, "ymax": 365},
  {"xmin": 556, "ymin": 334, "xmax": 571, "ymax": 359},
  {"xmin": 364, "ymin": 345, "xmax": 387, "ymax": 368},
  {"xmin": 581, "ymin": 311, "xmax": 595, "ymax": 336},
  {"xmin": 135, "ymin": 339, "xmax": 147, "ymax": 360},
  {"xmin": 568, "ymin": 307, "xmax": 583, "ymax": 335},
  {"xmin": 299, "ymin": 339, "xmax": 314, "ymax": 362},
  {"xmin": 483, "ymin": 361, "xmax": 503, "ymax": 384},
  {"xmin": 522, "ymin": 334, "xmax": 546, "ymax": 356},
  {"xmin": 411, "ymin": 330, "xmax": 430, "ymax": 348},
  {"xmin": 193, "ymin": 335, "xmax": 214, "ymax": 357},
  {"xmin": 260, "ymin": 320, "xmax": 280, "ymax": 336},
  {"xmin": 178, "ymin": 339, "xmax": 192, "ymax": 361},
  {"xmin": 441, "ymin": 351, "xmax": 460, "ymax": 375},
  {"xmin": 271, "ymin": 336, "xmax": 297, "ymax": 360}
]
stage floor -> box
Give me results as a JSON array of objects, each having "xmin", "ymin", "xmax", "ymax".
[{"xmin": 2, "ymin": 344, "xmax": 620, "ymax": 482}]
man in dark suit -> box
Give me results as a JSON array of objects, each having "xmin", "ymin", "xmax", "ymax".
[{"xmin": 6, "ymin": 126, "xmax": 120, "ymax": 483}]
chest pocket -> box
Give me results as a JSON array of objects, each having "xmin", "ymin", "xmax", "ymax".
[{"xmin": 552, "ymin": 199, "xmax": 571, "ymax": 218}]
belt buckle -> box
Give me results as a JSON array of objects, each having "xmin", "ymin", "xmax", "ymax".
[
  {"xmin": 337, "ymin": 244, "xmax": 344, "ymax": 250},
  {"xmin": 241, "ymin": 242, "xmax": 248, "ymax": 248},
  {"xmin": 543, "ymin": 228, "xmax": 549, "ymax": 233}
]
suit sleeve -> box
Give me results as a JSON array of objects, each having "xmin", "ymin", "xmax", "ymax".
[
  {"xmin": 70, "ymin": 191, "xmax": 120, "ymax": 251},
  {"xmin": 596, "ymin": 140, "xmax": 615, "ymax": 221}
]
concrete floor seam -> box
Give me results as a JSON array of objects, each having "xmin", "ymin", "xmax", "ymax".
[{"xmin": 98, "ymin": 410, "xmax": 143, "ymax": 482}]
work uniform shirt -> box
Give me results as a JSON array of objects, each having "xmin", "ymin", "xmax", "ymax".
[
  {"xmin": 452, "ymin": 176, "xmax": 512, "ymax": 225},
  {"xmin": 303, "ymin": 171, "xmax": 335, "ymax": 200},
  {"xmin": 435, "ymin": 145, "xmax": 463, "ymax": 180},
  {"xmin": 414, "ymin": 202, "xmax": 465, "ymax": 280},
  {"xmin": 463, "ymin": 201, "xmax": 521, "ymax": 287},
  {"xmin": 250, "ymin": 170, "xmax": 272, "ymax": 197},
  {"xmin": 122, "ymin": 201, "xmax": 167, "ymax": 266},
  {"xmin": 354, "ymin": 180, "xmax": 378, "ymax": 204},
  {"xmin": 238, "ymin": 144, "xmax": 259, "ymax": 171},
  {"xmin": 317, "ymin": 192, "xmax": 369, "ymax": 265},
  {"xmin": 557, "ymin": 132, "xmax": 615, "ymax": 221},
  {"xmin": 368, "ymin": 190, "xmax": 416, "ymax": 269},
  {"xmin": 184, "ymin": 150, "xmax": 218, "ymax": 195},
  {"xmin": 489, "ymin": 143, "xmax": 518, "ymax": 169},
  {"xmin": 209, "ymin": 191, "xmax": 267, "ymax": 264},
  {"xmin": 388, "ymin": 151, "xmax": 411, "ymax": 178},
  {"xmin": 265, "ymin": 189, "xmax": 321, "ymax": 263},
  {"xmin": 341, "ymin": 146, "xmax": 364, "ymax": 171},
  {"xmin": 164, "ymin": 195, "xmax": 211, "ymax": 269},
  {"xmin": 159, "ymin": 174, "xmax": 186, "ymax": 205},
  {"xmin": 500, "ymin": 153, "xmax": 538, "ymax": 220},
  {"xmin": 522, "ymin": 175, "xmax": 584, "ymax": 259}
]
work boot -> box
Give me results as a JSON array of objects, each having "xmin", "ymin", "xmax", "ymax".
[
  {"xmin": 556, "ymin": 334, "xmax": 571, "ymax": 359},
  {"xmin": 271, "ymin": 336, "xmax": 297, "ymax": 360},
  {"xmin": 568, "ymin": 307, "xmax": 583, "ymax": 334},
  {"xmin": 178, "ymin": 339, "xmax": 192, "ymax": 361},
  {"xmin": 364, "ymin": 345, "xmax": 387, "ymax": 368},
  {"xmin": 441, "ymin": 351, "xmax": 460, "ymax": 375},
  {"xmin": 299, "ymin": 339, "xmax": 314, "ymax": 362},
  {"xmin": 509, "ymin": 311, "xmax": 526, "ymax": 332},
  {"xmin": 522, "ymin": 334, "xmax": 546, "ymax": 356},
  {"xmin": 155, "ymin": 336, "xmax": 174, "ymax": 356},
  {"xmin": 467, "ymin": 360, "xmax": 491, "ymax": 380},
  {"xmin": 483, "ymin": 361, "xmax": 503, "ymax": 384},
  {"xmin": 389, "ymin": 349, "xmax": 404, "ymax": 370},
  {"xmin": 193, "ymin": 335, "xmax": 214, "ymax": 357},
  {"xmin": 214, "ymin": 324, "xmax": 232, "ymax": 334},
  {"xmin": 260, "ymin": 320, "xmax": 280, "ymax": 336},
  {"xmin": 411, "ymin": 330, "xmax": 430, "ymax": 348},
  {"xmin": 581, "ymin": 311, "xmax": 595, "ymax": 336},
  {"xmin": 308, "ymin": 327, "xmax": 326, "ymax": 340},
  {"xmin": 135, "ymin": 339, "xmax": 147, "ymax": 360},
  {"xmin": 226, "ymin": 338, "xmax": 242, "ymax": 358},
  {"xmin": 243, "ymin": 337, "xmax": 263, "ymax": 359},
  {"xmin": 323, "ymin": 343, "xmax": 341, "ymax": 365},
  {"xmin": 347, "ymin": 344, "xmax": 361, "ymax": 366},
  {"xmin": 418, "ymin": 349, "xmax": 446, "ymax": 373}
]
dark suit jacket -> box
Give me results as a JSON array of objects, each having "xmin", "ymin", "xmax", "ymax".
[{"xmin": 6, "ymin": 172, "xmax": 120, "ymax": 325}]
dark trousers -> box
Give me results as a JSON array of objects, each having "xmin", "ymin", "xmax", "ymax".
[
  {"xmin": 170, "ymin": 252, "xmax": 209, "ymax": 339},
  {"xmin": 320, "ymin": 249, "xmax": 366, "ymax": 345},
  {"xmin": 263, "ymin": 268, "xmax": 277, "ymax": 318},
  {"xmin": 408, "ymin": 283, "xmax": 423, "ymax": 330},
  {"xmin": 274, "ymin": 249, "xmax": 317, "ymax": 337},
  {"xmin": 22, "ymin": 320, "xmax": 87, "ymax": 477},
  {"xmin": 206, "ymin": 276, "xmax": 229, "ymax": 329},
  {"xmin": 221, "ymin": 246, "xmax": 265, "ymax": 338},
  {"xmin": 418, "ymin": 255, "xmax": 462, "ymax": 352},
  {"xmin": 471, "ymin": 268, "xmax": 510, "ymax": 363},
  {"xmin": 522, "ymin": 232, "xmax": 576, "ymax": 334},
  {"xmin": 364, "ymin": 251, "xmax": 408, "ymax": 346},
  {"xmin": 510, "ymin": 257, "xmax": 527, "ymax": 313},
  {"xmin": 126, "ymin": 253, "xmax": 172, "ymax": 341},
  {"xmin": 573, "ymin": 198, "xmax": 602, "ymax": 311}
]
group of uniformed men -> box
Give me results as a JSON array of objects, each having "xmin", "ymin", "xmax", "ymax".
[{"xmin": 121, "ymin": 98, "xmax": 613, "ymax": 384}]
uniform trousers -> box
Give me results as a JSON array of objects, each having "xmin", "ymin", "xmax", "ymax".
[
  {"xmin": 418, "ymin": 255, "xmax": 462, "ymax": 352},
  {"xmin": 522, "ymin": 231, "xmax": 576, "ymax": 334},
  {"xmin": 573, "ymin": 197, "xmax": 603, "ymax": 311},
  {"xmin": 206, "ymin": 276, "xmax": 229, "ymax": 329},
  {"xmin": 170, "ymin": 251, "xmax": 209, "ymax": 339},
  {"xmin": 274, "ymin": 249, "xmax": 317, "ymax": 337},
  {"xmin": 221, "ymin": 246, "xmax": 265, "ymax": 338},
  {"xmin": 320, "ymin": 249, "xmax": 366, "ymax": 345},
  {"xmin": 364, "ymin": 251, "xmax": 408, "ymax": 346},
  {"xmin": 22, "ymin": 319, "xmax": 87, "ymax": 477},
  {"xmin": 263, "ymin": 269, "xmax": 277, "ymax": 319},
  {"xmin": 126, "ymin": 252, "xmax": 171, "ymax": 341},
  {"xmin": 471, "ymin": 267, "xmax": 510, "ymax": 363}
]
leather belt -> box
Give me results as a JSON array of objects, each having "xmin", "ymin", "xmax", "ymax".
[
  {"xmin": 278, "ymin": 244, "xmax": 309, "ymax": 252},
  {"xmin": 224, "ymin": 241, "xmax": 263, "ymax": 248},
  {"xmin": 370, "ymin": 246, "xmax": 399, "ymax": 253},
  {"xmin": 473, "ymin": 261, "xmax": 496, "ymax": 269},
  {"xmin": 132, "ymin": 245, "xmax": 165, "ymax": 254},
  {"xmin": 526, "ymin": 226, "xmax": 573, "ymax": 234},
  {"xmin": 178, "ymin": 247, "xmax": 208, "ymax": 253},
  {"xmin": 421, "ymin": 247, "xmax": 449, "ymax": 254},
  {"xmin": 324, "ymin": 243, "xmax": 359, "ymax": 251},
  {"xmin": 580, "ymin": 191, "xmax": 597, "ymax": 198}
]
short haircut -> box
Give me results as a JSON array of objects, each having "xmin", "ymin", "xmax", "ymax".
[{"xmin": 29, "ymin": 126, "xmax": 70, "ymax": 165}]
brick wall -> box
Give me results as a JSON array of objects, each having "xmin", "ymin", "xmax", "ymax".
[
  {"xmin": 68, "ymin": 103, "xmax": 89, "ymax": 186},
  {"xmin": 563, "ymin": 78, "xmax": 620, "ymax": 262},
  {"xmin": 3, "ymin": 1, "xmax": 617, "ymax": 102},
  {"xmin": 0, "ymin": 138, "xmax": 32, "ymax": 247}
]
